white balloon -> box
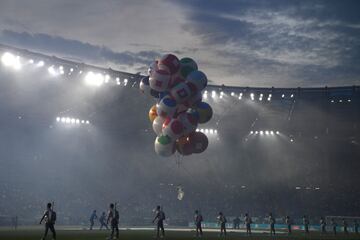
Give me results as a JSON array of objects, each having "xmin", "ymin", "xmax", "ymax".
[
  {"xmin": 152, "ymin": 116, "xmax": 165, "ymax": 136},
  {"xmin": 154, "ymin": 135, "xmax": 175, "ymax": 157}
]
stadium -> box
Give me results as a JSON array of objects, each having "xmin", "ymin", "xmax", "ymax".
[{"xmin": 1, "ymin": 1, "xmax": 360, "ymax": 240}]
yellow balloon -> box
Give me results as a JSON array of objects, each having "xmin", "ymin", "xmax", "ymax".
[{"xmin": 148, "ymin": 105, "xmax": 158, "ymax": 122}]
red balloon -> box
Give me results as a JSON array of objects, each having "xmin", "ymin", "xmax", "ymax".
[{"xmin": 188, "ymin": 132, "xmax": 209, "ymax": 154}]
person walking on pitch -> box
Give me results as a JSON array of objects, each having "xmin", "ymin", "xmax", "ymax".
[
  {"xmin": 39, "ymin": 202, "xmax": 57, "ymax": 240},
  {"xmin": 194, "ymin": 210, "xmax": 203, "ymax": 237},
  {"xmin": 152, "ymin": 205, "xmax": 166, "ymax": 238},
  {"xmin": 107, "ymin": 203, "xmax": 119, "ymax": 240}
]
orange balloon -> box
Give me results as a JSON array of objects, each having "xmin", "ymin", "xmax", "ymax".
[{"xmin": 148, "ymin": 105, "xmax": 158, "ymax": 122}]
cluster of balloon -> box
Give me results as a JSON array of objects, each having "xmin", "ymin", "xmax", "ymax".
[{"xmin": 140, "ymin": 54, "xmax": 213, "ymax": 157}]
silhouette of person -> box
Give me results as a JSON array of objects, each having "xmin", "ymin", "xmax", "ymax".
[
  {"xmin": 99, "ymin": 212, "xmax": 109, "ymax": 230},
  {"xmin": 331, "ymin": 218, "xmax": 337, "ymax": 235},
  {"xmin": 285, "ymin": 216, "xmax": 291, "ymax": 234},
  {"xmin": 233, "ymin": 216, "xmax": 240, "ymax": 229},
  {"xmin": 217, "ymin": 212, "xmax": 227, "ymax": 237},
  {"xmin": 303, "ymin": 215, "xmax": 309, "ymax": 234},
  {"xmin": 343, "ymin": 218, "xmax": 348, "ymax": 234},
  {"xmin": 89, "ymin": 210, "xmax": 97, "ymax": 230},
  {"xmin": 194, "ymin": 210, "xmax": 203, "ymax": 237},
  {"xmin": 107, "ymin": 203, "xmax": 119, "ymax": 240},
  {"xmin": 152, "ymin": 205, "xmax": 165, "ymax": 238},
  {"xmin": 39, "ymin": 202, "xmax": 56, "ymax": 240},
  {"xmin": 244, "ymin": 213, "xmax": 252, "ymax": 235},
  {"xmin": 269, "ymin": 213, "xmax": 276, "ymax": 235},
  {"xmin": 320, "ymin": 217, "xmax": 326, "ymax": 234}
]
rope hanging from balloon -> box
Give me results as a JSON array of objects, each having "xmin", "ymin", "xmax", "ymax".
[{"xmin": 140, "ymin": 54, "xmax": 213, "ymax": 157}]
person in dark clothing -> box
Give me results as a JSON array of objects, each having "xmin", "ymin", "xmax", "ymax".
[
  {"xmin": 107, "ymin": 203, "xmax": 119, "ymax": 240},
  {"xmin": 39, "ymin": 202, "xmax": 56, "ymax": 240},
  {"xmin": 233, "ymin": 216, "xmax": 240, "ymax": 229},
  {"xmin": 354, "ymin": 220, "xmax": 359, "ymax": 234},
  {"xmin": 331, "ymin": 218, "xmax": 337, "ymax": 235},
  {"xmin": 303, "ymin": 215, "xmax": 309, "ymax": 234},
  {"xmin": 268, "ymin": 213, "xmax": 276, "ymax": 235},
  {"xmin": 244, "ymin": 213, "xmax": 252, "ymax": 235},
  {"xmin": 194, "ymin": 210, "xmax": 203, "ymax": 237},
  {"xmin": 99, "ymin": 212, "xmax": 109, "ymax": 230},
  {"xmin": 89, "ymin": 210, "xmax": 97, "ymax": 230},
  {"xmin": 320, "ymin": 217, "xmax": 326, "ymax": 234},
  {"xmin": 217, "ymin": 212, "xmax": 227, "ymax": 237},
  {"xmin": 285, "ymin": 216, "xmax": 292, "ymax": 234},
  {"xmin": 152, "ymin": 205, "xmax": 165, "ymax": 238},
  {"xmin": 343, "ymin": 218, "xmax": 348, "ymax": 234}
]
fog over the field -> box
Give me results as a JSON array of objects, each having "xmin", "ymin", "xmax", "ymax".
[
  {"xmin": 0, "ymin": 65, "xmax": 359, "ymax": 225},
  {"xmin": 0, "ymin": 0, "xmax": 360, "ymax": 87}
]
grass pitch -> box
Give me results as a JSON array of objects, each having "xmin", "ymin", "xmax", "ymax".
[{"xmin": 0, "ymin": 227, "xmax": 359, "ymax": 240}]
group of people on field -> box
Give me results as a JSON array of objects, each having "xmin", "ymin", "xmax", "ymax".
[{"xmin": 38, "ymin": 202, "xmax": 360, "ymax": 240}]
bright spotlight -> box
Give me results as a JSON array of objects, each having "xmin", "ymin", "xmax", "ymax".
[
  {"xmin": 61, "ymin": 117, "xmax": 66, "ymax": 123},
  {"xmin": 276, "ymin": 131, "xmax": 280, "ymax": 135},
  {"xmin": 105, "ymin": 74, "xmax": 110, "ymax": 83},
  {"xmin": 71, "ymin": 118, "xmax": 76, "ymax": 124},
  {"xmin": 124, "ymin": 79, "xmax": 128, "ymax": 86},
  {"xmin": 65, "ymin": 118, "xmax": 71, "ymax": 124},
  {"xmin": 1, "ymin": 52, "xmax": 22, "ymax": 70},
  {"xmin": 265, "ymin": 130, "xmax": 269, "ymax": 135},
  {"xmin": 29, "ymin": 59, "xmax": 34, "ymax": 64},
  {"xmin": 290, "ymin": 94, "xmax": 294, "ymax": 98},
  {"xmin": 231, "ymin": 92, "xmax": 235, "ymax": 96},
  {"xmin": 250, "ymin": 131, "xmax": 254, "ymax": 134},
  {"xmin": 282, "ymin": 94, "xmax": 285, "ymax": 98},
  {"xmin": 255, "ymin": 131, "xmax": 258, "ymax": 134},
  {"xmin": 76, "ymin": 119, "xmax": 80, "ymax": 124},
  {"xmin": 86, "ymin": 120, "xmax": 90, "ymax": 124},
  {"xmin": 70, "ymin": 68, "xmax": 74, "ymax": 72},
  {"xmin": 348, "ymin": 99, "xmax": 351, "ymax": 102},
  {"xmin": 56, "ymin": 117, "xmax": 60, "ymax": 122},
  {"xmin": 210, "ymin": 129, "xmax": 214, "ymax": 134},
  {"xmin": 37, "ymin": 60, "xmax": 45, "ymax": 67},
  {"xmin": 205, "ymin": 129, "xmax": 209, "ymax": 134},
  {"xmin": 48, "ymin": 65, "xmax": 57, "ymax": 76},
  {"xmin": 238, "ymin": 95, "xmax": 242, "ymax": 100},
  {"xmin": 211, "ymin": 90, "xmax": 216, "ymax": 98},
  {"xmin": 250, "ymin": 93, "xmax": 254, "ymax": 100},
  {"xmin": 81, "ymin": 120, "xmax": 85, "ymax": 124},
  {"xmin": 214, "ymin": 129, "xmax": 218, "ymax": 134},
  {"xmin": 270, "ymin": 131, "xmax": 274, "ymax": 135},
  {"xmin": 203, "ymin": 93, "xmax": 208, "ymax": 99},
  {"xmin": 1, "ymin": 52, "xmax": 16, "ymax": 67},
  {"xmin": 260, "ymin": 131, "xmax": 264, "ymax": 135},
  {"xmin": 220, "ymin": 91, "xmax": 224, "ymax": 95},
  {"xmin": 290, "ymin": 138, "xmax": 294, "ymax": 142},
  {"xmin": 85, "ymin": 71, "xmax": 104, "ymax": 86},
  {"xmin": 196, "ymin": 129, "xmax": 199, "ymax": 132},
  {"xmin": 219, "ymin": 95, "xmax": 223, "ymax": 99}
]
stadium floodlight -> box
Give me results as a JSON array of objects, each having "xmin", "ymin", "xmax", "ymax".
[
  {"xmin": 270, "ymin": 131, "xmax": 274, "ymax": 135},
  {"xmin": 260, "ymin": 131, "xmax": 264, "ymax": 135},
  {"xmin": 276, "ymin": 131, "xmax": 280, "ymax": 135},
  {"xmin": 231, "ymin": 92, "xmax": 235, "ymax": 96},
  {"xmin": 85, "ymin": 71, "xmax": 104, "ymax": 86},
  {"xmin": 282, "ymin": 94, "xmax": 285, "ymax": 98},
  {"xmin": 1, "ymin": 52, "xmax": 22, "ymax": 70},
  {"xmin": 210, "ymin": 129, "xmax": 214, "ymax": 134},
  {"xmin": 81, "ymin": 120, "xmax": 85, "ymax": 124},
  {"xmin": 36, "ymin": 60, "xmax": 45, "ymax": 67},
  {"xmin": 295, "ymin": 187, "xmax": 301, "ymax": 190},
  {"xmin": 348, "ymin": 99, "xmax": 351, "ymax": 102},
  {"xmin": 48, "ymin": 65, "xmax": 57, "ymax": 76},
  {"xmin": 200, "ymin": 129, "xmax": 204, "ymax": 133},
  {"xmin": 211, "ymin": 90, "xmax": 216, "ymax": 98},
  {"xmin": 196, "ymin": 129, "xmax": 199, "ymax": 132},
  {"xmin": 203, "ymin": 93, "xmax": 208, "ymax": 99},
  {"xmin": 70, "ymin": 68, "xmax": 74, "ymax": 72},
  {"xmin": 29, "ymin": 59, "xmax": 34, "ymax": 64},
  {"xmin": 65, "ymin": 117, "xmax": 71, "ymax": 124},
  {"xmin": 70, "ymin": 118, "xmax": 75, "ymax": 124},
  {"xmin": 205, "ymin": 129, "xmax": 209, "ymax": 133},
  {"xmin": 265, "ymin": 130, "xmax": 269, "ymax": 135},
  {"xmin": 79, "ymin": 70, "xmax": 83, "ymax": 74},
  {"xmin": 220, "ymin": 91, "xmax": 224, "ymax": 96},
  {"xmin": 339, "ymin": 99, "xmax": 343, "ymax": 103},
  {"xmin": 56, "ymin": 117, "xmax": 60, "ymax": 122},
  {"xmin": 290, "ymin": 94, "xmax": 294, "ymax": 98},
  {"xmin": 238, "ymin": 95, "xmax": 242, "ymax": 100},
  {"xmin": 331, "ymin": 100, "xmax": 334, "ymax": 103},
  {"xmin": 255, "ymin": 131, "xmax": 258, "ymax": 134},
  {"xmin": 105, "ymin": 74, "xmax": 110, "ymax": 83},
  {"xmin": 315, "ymin": 187, "xmax": 320, "ymax": 190},
  {"xmin": 214, "ymin": 129, "xmax": 218, "ymax": 134},
  {"xmin": 124, "ymin": 78, "xmax": 128, "ymax": 86},
  {"xmin": 250, "ymin": 131, "xmax": 254, "ymax": 134},
  {"xmin": 86, "ymin": 120, "xmax": 90, "ymax": 124},
  {"xmin": 290, "ymin": 138, "xmax": 294, "ymax": 142},
  {"xmin": 250, "ymin": 93, "xmax": 254, "ymax": 100},
  {"xmin": 76, "ymin": 119, "xmax": 80, "ymax": 124}
]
